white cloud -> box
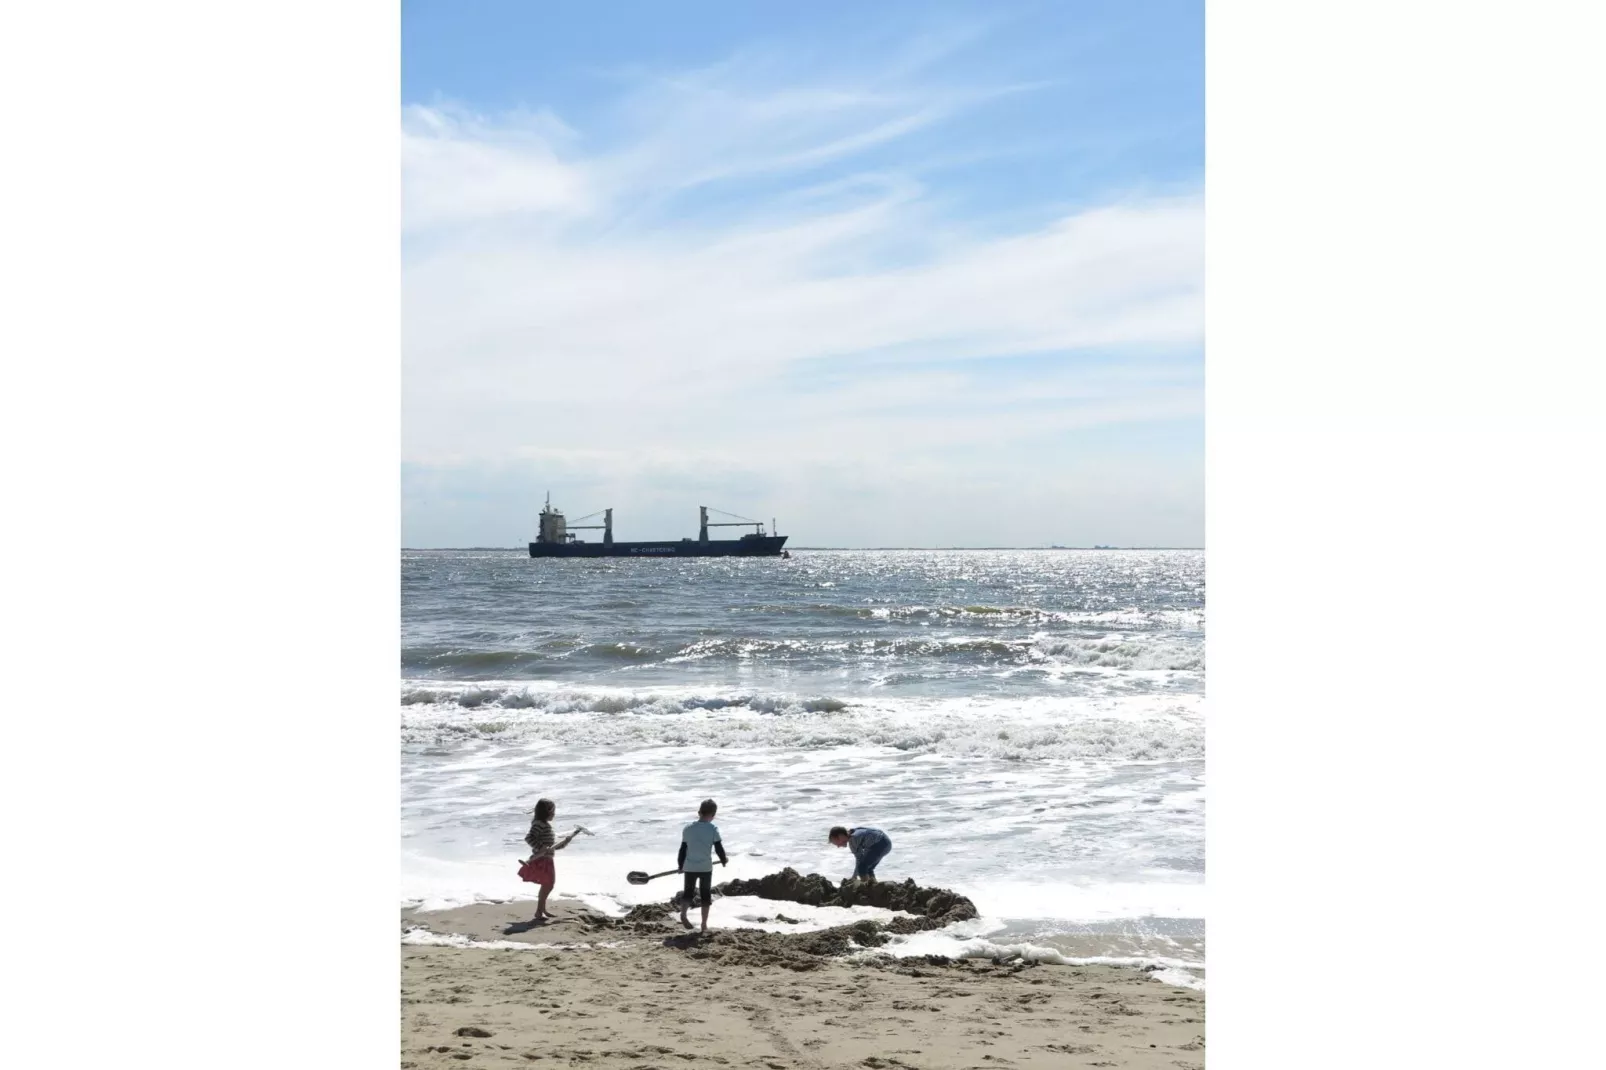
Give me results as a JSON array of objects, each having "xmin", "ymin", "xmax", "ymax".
[
  {"xmin": 401, "ymin": 53, "xmax": 1202, "ymax": 546},
  {"xmin": 401, "ymin": 106, "xmax": 592, "ymax": 230}
]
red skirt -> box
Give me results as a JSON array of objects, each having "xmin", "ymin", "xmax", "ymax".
[{"xmin": 518, "ymin": 856, "xmax": 555, "ymax": 885}]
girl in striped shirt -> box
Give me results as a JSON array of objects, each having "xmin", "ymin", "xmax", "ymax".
[{"xmin": 522, "ymin": 798, "xmax": 583, "ymax": 921}]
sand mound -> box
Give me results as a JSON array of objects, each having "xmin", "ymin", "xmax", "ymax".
[
  {"xmin": 584, "ymin": 870, "xmax": 978, "ymax": 969},
  {"xmin": 719, "ymin": 868, "xmax": 979, "ymax": 932},
  {"xmin": 583, "ymin": 902, "xmax": 681, "ymax": 933},
  {"xmin": 720, "ymin": 868, "xmax": 840, "ymax": 906},
  {"xmin": 631, "ymin": 868, "xmax": 978, "ymax": 970},
  {"xmin": 670, "ymin": 919, "xmax": 892, "ymax": 972}
]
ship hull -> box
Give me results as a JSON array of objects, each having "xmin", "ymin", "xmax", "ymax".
[{"xmin": 529, "ymin": 536, "xmax": 789, "ymax": 558}]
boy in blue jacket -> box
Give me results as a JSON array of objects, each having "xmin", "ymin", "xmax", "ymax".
[{"xmin": 829, "ymin": 825, "xmax": 892, "ymax": 882}]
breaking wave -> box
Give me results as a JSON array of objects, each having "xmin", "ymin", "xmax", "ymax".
[
  {"xmin": 399, "ymin": 684, "xmax": 1203, "ymax": 762},
  {"xmin": 404, "ymin": 633, "xmax": 1202, "ymax": 676},
  {"xmin": 728, "ymin": 604, "xmax": 1205, "ymax": 630},
  {"xmin": 401, "ymin": 683, "xmax": 852, "ymax": 714},
  {"xmin": 660, "ymin": 633, "xmax": 1202, "ymax": 671}
]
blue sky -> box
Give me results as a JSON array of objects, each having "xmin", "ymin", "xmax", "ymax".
[{"xmin": 402, "ymin": 1, "xmax": 1202, "ymax": 547}]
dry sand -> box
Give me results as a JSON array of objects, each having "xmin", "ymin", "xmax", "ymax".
[{"xmin": 401, "ymin": 888, "xmax": 1204, "ymax": 1070}]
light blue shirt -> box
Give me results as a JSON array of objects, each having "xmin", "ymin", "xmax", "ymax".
[{"xmin": 681, "ymin": 820, "xmax": 722, "ymax": 872}]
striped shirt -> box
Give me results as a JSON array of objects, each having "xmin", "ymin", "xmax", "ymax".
[{"xmin": 525, "ymin": 818, "xmax": 556, "ymax": 858}]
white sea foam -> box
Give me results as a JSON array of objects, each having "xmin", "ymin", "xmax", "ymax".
[
  {"xmin": 722, "ymin": 901, "xmax": 911, "ymax": 932},
  {"xmin": 401, "ymin": 852, "xmax": 711, "ymax": 914},
  {"xmin": 401, "ymin": 853, "xmax": 912, "ymax": 921},
  {"xmin": 404, "ymin": 853, "xmax": 1201, "ymax": 932},
  {"xmin": 952, "ymin": 879, "xmax": 1207, "ymax": 922},
  {"xmin": 400, "ymin": 928, "xmax": 621, "ymax": 952},
  {"xmin": 400, "ymin": 918, "xmax": 1203, "ymax": 987},
  {"xmin": 869, "ymin": 928, "xmax": 1207, "ymax": 989},
  {"xmin": 1146, "ymin": 968, "xmax": 1206, "ymax": 991}
]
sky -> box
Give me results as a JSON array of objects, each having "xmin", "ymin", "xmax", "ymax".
[{"xmin": 401, "ymin": 0, "xmax": 1202, "ymax": 548}]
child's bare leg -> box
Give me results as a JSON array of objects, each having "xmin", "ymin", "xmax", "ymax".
[
  {"xmin": 536, "ymin": 884, "xmax": 553, "ymax": 918},
  {"xmin": 700, "ymin": 900, "xmax": 711, "ymax": 933}
]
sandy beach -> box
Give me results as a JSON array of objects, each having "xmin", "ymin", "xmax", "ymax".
[{"xmin": 401, "ymin": 881, "xmax": 1204, "ymax": 1070}]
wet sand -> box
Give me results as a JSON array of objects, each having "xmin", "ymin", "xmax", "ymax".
[{"xmin": 401, "ymin": 891, "xmax": 1205, "ymax": 1070}]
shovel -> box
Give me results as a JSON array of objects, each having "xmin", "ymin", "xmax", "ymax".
[{"xmin": 626, "ymin": 868, "xmax": 679, "ymax": 885}]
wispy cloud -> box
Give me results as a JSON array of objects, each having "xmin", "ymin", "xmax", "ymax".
[
  {"xmin": 402, "ymin": 107, "xmax": 593, "ymax": 230},
  {"xmin": 402, "ymin": 33, "xmax": 1202, "ymax": 546}
]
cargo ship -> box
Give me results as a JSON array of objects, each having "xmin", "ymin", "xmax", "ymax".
[{"xmin": 529, "ymin": 497, "xmax": 789, "ymax": 558}]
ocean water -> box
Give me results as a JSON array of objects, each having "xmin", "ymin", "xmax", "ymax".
[{"xmin": 401, "ymin": 549, "xmax": 1205, "ymax": 985}]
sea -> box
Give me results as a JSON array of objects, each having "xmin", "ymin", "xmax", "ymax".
[{"xmin": 401, "ymin": 548, "xmax": 1205, "ymax": 988}]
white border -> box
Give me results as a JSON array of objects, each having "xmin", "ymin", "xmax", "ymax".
[
  {"xmin": 1210, "ymin": 1, "xmax": 1605, "ymax": 1066},
  {"xmin": 5, "ymin": 2, "xmax": 1604, "ymax": 1067},
  {"xmin": 3, "ymin": 1, "xmax": 398, "ymax": 1065}
]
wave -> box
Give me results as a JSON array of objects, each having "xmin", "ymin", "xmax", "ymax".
[
  {"xmin": 401, "ymin": 683, "xmax": 852, "ymax": 714},
  {"xmin": 728, "ymin": 604, "xmax": 1204, "ymax": 629},
  {"xmin": 1024, "ymin": 635, "xmax": 1203, "ymax": 672},
  {"xmin": 402, "ymin": 634, "xmax": 1201, "ymax": 674},
  {"xmin": 399, "ymin": 685, "xmax": 1203, "ymax": 762},
  {"xmin": 660, "ymin": 633, "xmax": 1202, "ymax": 672},
  {"xmin": 403, "ymin": 641, "xmax": 660, "ymax": 673},
  {"xmin": 403, "ymin": 620, "xmax": 1202, "ymax": 678},
  {"xmin": 664, "ymin": 635, "xmax": 1023, "ymax": 662}
]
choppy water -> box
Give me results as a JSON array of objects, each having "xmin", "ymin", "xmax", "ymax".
[{"xmin": 401, "ymin": 549, "xmax": 1204, "ymax": 984}]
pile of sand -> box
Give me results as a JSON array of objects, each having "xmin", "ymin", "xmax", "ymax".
[
  {"xmin": 718, "ymin": 867, "xmax": 979, "ymax": 932},
  {"xmin": 564, "ymin": 869, "xmax": 982, "ymax": 972}
]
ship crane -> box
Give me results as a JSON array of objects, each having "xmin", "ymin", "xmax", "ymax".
[
  {"xmin": 700, "ymin": 506, "xmax": 772, "ymax": 542},
  {"xmin": 565, "ymin": 507, "xmax": 613, "ymax": 545}
]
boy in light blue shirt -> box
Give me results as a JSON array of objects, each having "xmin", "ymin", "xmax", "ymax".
[{"xmin": 676, "ymin": 798, "xmax": 728, "ymax": 932}]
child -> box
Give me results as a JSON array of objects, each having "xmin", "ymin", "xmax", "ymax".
[
  {"xmin": 677, "ymin": 798, "xmax": 728, "ymax": 933},
  {"xmin": 521, "ymin": 798, "xmax": 583, "ymax": 922},
  {"xmin": 828, "ymin": 825, "xmax": 892, "ymax": 882}
]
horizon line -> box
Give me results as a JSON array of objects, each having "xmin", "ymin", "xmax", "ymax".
[{"xmin": 401, "ymin": 545, "xmax": 1205, "ymax": 552}]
